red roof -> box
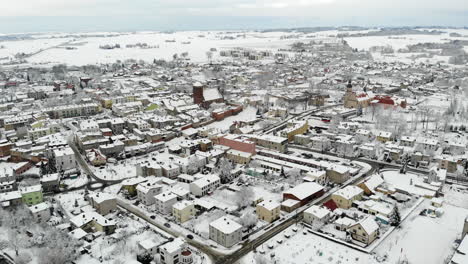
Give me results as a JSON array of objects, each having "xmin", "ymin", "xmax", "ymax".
[
  {"xmin": 374, "ymin": 95, "xmax": 395, "ymax": 105},
  {"xmin": 323, "ymin": 199, "xmax": 338, "ymax": 211}
]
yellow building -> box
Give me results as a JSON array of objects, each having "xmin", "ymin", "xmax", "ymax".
[
  {"xmin": 226, "ymin": 149, "xmax": 252, "ymax": 164},
  {"xmin": 376, "ymin": 131, "xmax": 392, "ymax": 143},
  {"xmin": 281, "ymin": 121, "xmax": 308, "ymax": 142},
  {"xmin": 331, "ymin": 185, "xmax": 363, "ymax": 209},
  {"xmin": 256, "ymin": 200, "xmax": 281, "ymax": 223},
  {"xmin": 172, "ymin": 201, "xmax": 196, "ymax": 223},
  {"xmin": 348, "ymin": 217, "xmax": 379, "ymax": 245}
]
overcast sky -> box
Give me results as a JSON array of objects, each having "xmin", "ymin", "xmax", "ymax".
[{"xmin": 1, "ymin": 0, "xmax": 467, "ymax": 33}]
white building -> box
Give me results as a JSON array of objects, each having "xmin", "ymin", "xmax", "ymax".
[
  {"xmin": 52, "ymin": 147, "xmax": 77, "ymax": 172},
  {"xmin": 136, "ymin": 181, "xmax": 163, "ymax": 205},
  {"xmin": 160, "ymin": 237, "xmax": 193, "ymax": 264},
  {"xmin": 209, "ymin": 216, "xmax": 243, "ymax": 248},
  {"xmin": 303, "ymin": 205, "xmax": 331, "ymax": 226},
  {"xmin": 154, "ymin": 191, "xmax": 178, "ymax": 214},
  {"xmin": 29, "ymin": 202, "xmax": 51, "ymax": 223},
  {"xmin": 189, "ymin": 174, "xmax": 220, "ymax": 197}
]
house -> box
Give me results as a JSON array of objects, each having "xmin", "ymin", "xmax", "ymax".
[
  {"xmin": 40, "ymin": 173, "xmax": 60, "ymax": 193},
  {"xmin": 0, "ymin": 168, "xmax": 17, "ymax": 193},
  {"xmin": 310, "ymin": 136, "xmax": 331, "ymax": 151},
  {"xmin": 303, "ymin": 205, "xmax": 332, "ymax": 226},
  {"xmin": 172, "ymin": 200, "xmax": 196, "ymax": 223},
  {"xmin": 138, "ymin": 239, "xmax": 158, "ymax": 255},
  {"xmin": 428, "ymin": 166, "xmax": 447, "ymax": 184},
  {"xmin": 136, "ymin": 181, "xmax": 163, "ymax": 205},
  {"xmin": 400, "ymin": 136, "xmax": 416, "ymax": 147},
  {"xmin": 326, "ymin": 165, "xmax": 351, "ymax": 184},
  {"xmin": 358, "ymin": 143, "xmax": 376, "ymax": 159},
  {"xmin": 154, "ymin": 191, "xmax": 178, "ymax": 214},
  {"xmin": 436, "ymin": 155, "xmax": 458, "ymax": 173},
  {"xmin": 303, "ymin": 169, "xmax": 327, "ymax": 185},
  {"xmin": 256, "ymin": 200, "xmax": 281, "ymax": 223},
  {"xmin": 283, "ymin": 182, "xmax": 324, "ymax": 206},
  {"xmin": 121, "ymin": 176, "xmax": 148, "ymax": 196},
  {"xmin": 209, "ymin": 216, "xmax": 243, "ymax": 248},
  {"xmin": 355, "ymin": 129, "xmax": 373, "ymax": 142},
  {"xmin": 449, "ymin": 142, "xmax": 465, "ymax": 155},
  {"xmin": 331, "ymin": 185, "xmax": 364, "ymax": 209},
  {"xmin": 70, "ymin": 212, "xmax": 116, "ymax": 235},
  {"xmin": 358, "ymin": 174, "xmax": 384, "ymax": 195},
  {"xmin": 348, "ymin": 217, "xmax": 380, "ymax": 245},
  {"xmin": 189, "ymin": 174, "xmax": 220, "ymax": 197},
  {"xmin": 226, "ymin": 149, "xmax": 252, "ymax": 164},
  {"xmin": 417, "ymin": 138, "xmax": 438, "ymax": 152},
  {"xmin": 334, "ymin": 216, "xmax": 356, "ymax": 231},
  {"xmin": 281, "ymin": 199, "xmax": 301, "ymax": 213},
  {"xmin": 20, "ymin": 185, "xmax": 43, "ymax": 206},
  {"xmin": 247, "ymin": 134, "xmax": 288, "ymax": 153},
  {"xmin": 0, "ymin": 191, "xmax": 22, "ymax": 207},
  {"xmin": 160, "ymin": 237, "xmax": 193, "ymax": 264},
  {"xmin": 51, "ymin": 146, "xmax": 77, "ymax": 172},
  {"xmin": 376, "ymin": 131, "xmax": 392, "ymax": 143},
  {"xmin": 88, "ymin": 192, "xmax": 116, "ymax": 215},
  {"xmin": 29, "ymin": 202, "xmax": 51, "ymax": 223}
]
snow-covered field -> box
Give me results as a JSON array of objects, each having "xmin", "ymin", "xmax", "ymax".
[
  {"xmin": 374, "ymin": 199, "xmax": 467, "ymax": 264},
  {"xmin": 380, "ymin": 170, "xmax": 435, "ymax": 197},
  {"xmin": 206, "ymin": 106, "xmax": 258, "ymax": 132},
  {"xmin": 2, "ymin": 28, "xmax": 467, "ymax": 67},
  {"xmin": 241, "ymin": 224, "xmax": 375, "ymax": 264}
]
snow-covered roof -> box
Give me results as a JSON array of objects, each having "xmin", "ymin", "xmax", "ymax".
[
  {"xmin": 304, "ymin": 205, "xmax": 331, "ymax": 219},
  {"xmin": 191, "ymin": 174, "xmax": 220, "ymax": 189},
  {"xmin": 89, "ymin": 192, "xmax": 115, "ymax": 204},
  {"xmin": 29, "ymin": 202, "xmax": 49, "ymax": 213},
  {"xmin": 362, "ymin": 174, "xmax": 384, "ymax": 191},
  {"xmin": 70, "ymin": 212, "xmax": 116, "ymax": 228},
  {"xmin": 284, "ymin": 182, "xmax": 324, "ymax": 201},
  {"xmin": 352, "ymin": 217, "xmax": 379, "ymax": 234},
  {"xmin": 203, "ymin": 88, "xmax": 222, "ymax": 101},
  {"xmin": 139, "ymin": 239, "xmax": 158, "ymax": 250},
  {"xmin": 161, "ymin": 237, "xmax": 186, "ymax": 254},
  {"xmin": 69, "ymin": 228, "xmax": 87, "ymax": 240},
  {"xmin": 154, "ymin": 191, "xmax": 177, "ymax": 202},
  {"xmin": 172, "ymin": 200, "xmax": 194, "ymax": 211},
  {"xmin": 257, "ymin": 200, "xmax": 280, "ymax": 211},
  {"xmin": 333, "ymin": 185, "xmax": 363, "ymax": 200},
  {"xmin": 210, "ymin": 216, "xmax": 242, "ymax": 234}
]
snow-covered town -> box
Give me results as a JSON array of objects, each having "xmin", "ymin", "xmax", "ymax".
[{"xmin": 1, "ymin": 8, "xmax": 468, "ymax": 264}]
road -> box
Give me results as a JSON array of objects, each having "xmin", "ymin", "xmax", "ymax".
[{"xmin": 116, "ymin": 199, "xmax": 224, "ymax": 263}]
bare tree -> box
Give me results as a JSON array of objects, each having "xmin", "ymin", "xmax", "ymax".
[{"xmin": 235, "ymin": 186, "xmax": 254, "ymax": 208}]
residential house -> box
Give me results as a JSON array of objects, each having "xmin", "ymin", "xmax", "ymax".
[
  {"xmin": 209, "ymin": 216, "xmax": 243, "ymax": 248},
  {"xmin": 303, "ymin": 205, "xmax": 332, "ymax": 226},
  {"xmin": 88, "ymin": 192, "xmax": 117, "ymax": 215},
  {"xmin": 256, "ymin": 200, "xmax": 281, "ymax": 223},
  {"xmin": 155, "ymin": 191, "xmax": 178, "ymax": 214},
  {"xmin": 331, "ymin": 185, "xmax": 363, "ymax": 209},
  {"xmin": 348, "ymin": 217, "xmax": 380, "ymax": 245},
  {"xmin": 172, "ymin": 200, "xmax": 196, "ymax": 223}
]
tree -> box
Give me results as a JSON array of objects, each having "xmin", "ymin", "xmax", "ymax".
[
  {"xmin": 390, "ymin": 207, "xmax": 401, "ymax": 226},
  {"xmin": 286, "ymin": 168, "xmax": 302, "ymax": 185},
  {"xmin": 215, "ymin": 158, "xmax": 233, "ymax": 183},
  {"xmin": 206, "ymin": 51, "xmax": 213, "ymax": 63},
  {"xmin": 240, "ymin": 212, "xmax": 258, "ymax": 228},
  {"xmin": 235, "ymin": 186, "xmax": 254, "ymax": 208},
  {"xmin": 187, "ymin": 155, "xmax": 200, "ymax": 175}
]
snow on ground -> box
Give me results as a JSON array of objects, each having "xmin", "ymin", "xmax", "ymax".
[
  {"xmin": 374, "ymin": 199, "xmax": 467, "ymax": 264},
  {"xmin": 206, "ymin": 106, "xmax": 258, "ymax": 132},
  {"xmin": 241, "ymin": 224, "xmax": 375, "ymax": 264},
  {"xmin": 380, "ymin": 170, "xmax": 434, "ymax": 197},
  {"xmin": 90, "ymin": 160, "xmax": 138, "ymax": 181}
]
